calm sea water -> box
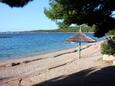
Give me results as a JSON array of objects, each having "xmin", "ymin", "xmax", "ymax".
[{"xmin": 0, "ymin": 32, "xmax": 105, "ymax": 60}]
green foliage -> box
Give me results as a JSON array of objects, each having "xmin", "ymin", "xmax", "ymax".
[
  {"xmin": 57, "ymin": 22, "xmax": 69, "ymax": 29},
  {"xmin": 101, "ymin": 35, "xmax": 115, "ymax": 55},
  {"xmin": 108, "ymin": 29, "xmax": 115, "ymax": 35},
  {"xmin": 108, "ymin": 37, "xmax": 115, "ymax": 55},
  {"xmin": 101, "ymin": 42, "xmax": 112, "ymax": 55},
  {"xmin": 32, "ymin": 25, "xmax": 94, "ymax": 32},
  {"xmin": 44, "ymin": 1, "xmax": 64, "ymax": 21},
  {"xmin": 32, "ymin": 29, "xmax": 58, "ymax": 32},
  {"xmin": 45, "ymin": 0, "xmax": 115, "ymax": 37}
]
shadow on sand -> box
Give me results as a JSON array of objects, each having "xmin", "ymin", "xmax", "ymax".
[{"xmin": 33, "ymin": 66, "xmax": 115, "ymax": 86}]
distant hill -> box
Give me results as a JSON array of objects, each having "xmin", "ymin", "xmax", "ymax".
[
  {"xmin": 0, "ymin": 26, "xmax": 95, "ymax": 34},
  {"xmin": 32, "ymin": 26, "xmax": 95, "ymax": 32}
]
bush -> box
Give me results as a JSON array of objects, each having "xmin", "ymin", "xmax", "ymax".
[
  {"xmin": 101, "ymin": 35, "xmax": 115, "ymax": 55},
  {"xmin": 101, "ymin": 42, "xmax": 112, "ymax": 55}
]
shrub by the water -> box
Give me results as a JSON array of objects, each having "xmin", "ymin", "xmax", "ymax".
[
  {"xmin": 101, "ymin": 42, "xmax": 112, "ymax": 55},
  {"xmin": 101, "ymin": 35, "xmax": 115, "ymax": 56},
  {"xmin": 108, "ymin": 37, "xmax": 115, "ymax": 55}
]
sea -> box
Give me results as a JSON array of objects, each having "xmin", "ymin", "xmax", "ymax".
[{"xmin": 0, "ymin": 32, "xmax": 105, "ymax": 60}]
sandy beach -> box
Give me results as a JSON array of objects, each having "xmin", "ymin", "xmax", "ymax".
[{"xmin": 0, "ymin": 41, "xmax": 112, "ymax": 86}]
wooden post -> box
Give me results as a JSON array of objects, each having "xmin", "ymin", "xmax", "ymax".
[
  {"xmin": 78, "ymin": 25, "xmax": 82, "ymax": 59},
  {"xmin": 78, "ymin": 42, "xmax": 81, "ymax": 59}
]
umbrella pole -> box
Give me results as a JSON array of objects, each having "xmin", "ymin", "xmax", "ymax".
[{"xmin": 78, "ymin": 42, "xmax": 81, "ymax": 59}]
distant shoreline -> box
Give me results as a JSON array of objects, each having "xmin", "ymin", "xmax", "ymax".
[{"xmin": 0, "ymin": 31, "xmax": 94, "ymax": 34}]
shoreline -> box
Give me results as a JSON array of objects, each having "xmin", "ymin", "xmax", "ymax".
[
  {"xmin": 0, "ymin": 40, "xmax": 108, "ymax": 86},
  {"xmin": 0, "ymin": 41, "xmax": 94, "ymax": 67}
]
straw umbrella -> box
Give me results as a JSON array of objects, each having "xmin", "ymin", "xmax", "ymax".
[{"xmin": 67, "ymin": 25, "xmax": 96, "ymax": 59}]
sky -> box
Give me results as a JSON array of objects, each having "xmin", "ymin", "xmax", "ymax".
[{"xmin": 0, "ymin": 0, "xmax": 58, "ymax": 32}]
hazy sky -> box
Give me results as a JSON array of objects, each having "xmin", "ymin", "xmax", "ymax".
[{"xmin": 0, "ymin": 0, "xmax": 58, "ymax": 32}]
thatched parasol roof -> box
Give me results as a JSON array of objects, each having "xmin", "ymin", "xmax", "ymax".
[
  {"xmin": 67, "ymin": 32, "xmax": 96, "ymax": 43},
  {"xmin": 66, "ymin": 25, "xmax": 96, "ymax": 59}
]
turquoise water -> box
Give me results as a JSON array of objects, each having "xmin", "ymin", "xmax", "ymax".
[{"xmin": 0, "ymin": 32, "xmax": 105, "ymax": 60}]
